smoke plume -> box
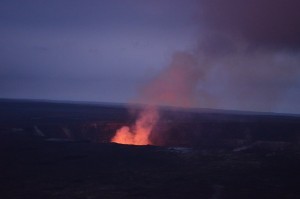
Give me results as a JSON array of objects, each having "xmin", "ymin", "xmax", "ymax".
[
  {"xmin": 111, "ymin": 51, "xmax": 205, "ymax": 145},
  {"xmin": 111, "ymin": 0, "xmax": 300, "ymax": 145},
  {"xmin": 138, "ymin": 52, "xmax": 203, "ymax": 107},
  {"xmin": 111, "ymin": 106, "xmax": 159, "ymax": 145}
]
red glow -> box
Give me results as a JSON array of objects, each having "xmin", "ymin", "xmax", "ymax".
[{"xmin": 111, "ymin": 107, "xmax": 158, "ymax": 145}]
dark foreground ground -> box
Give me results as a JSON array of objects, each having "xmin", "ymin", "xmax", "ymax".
[
  {"xmin": 1, "ymin": 99, "xmax": 300, "ymax": 198},
  {"xmin": 0, "ymin": 134, "xmax": 300, "ymax": 199}
]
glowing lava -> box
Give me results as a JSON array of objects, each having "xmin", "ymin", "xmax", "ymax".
[{"xmin": 111, "ymin": 106, "xmax": 159, "ymax": 145}]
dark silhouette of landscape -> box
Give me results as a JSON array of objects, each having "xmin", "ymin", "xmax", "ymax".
[{"xmin": 1, "ymin": 99, "xmax": 300, "ymax": 198}]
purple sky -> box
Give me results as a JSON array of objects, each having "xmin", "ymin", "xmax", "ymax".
[{"xmin": 1, "ymin": 0, "xmax": 300, "ymax": 114}]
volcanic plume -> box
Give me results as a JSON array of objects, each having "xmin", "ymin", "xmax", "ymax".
[
  {"xmin": 111, "ymin": 0, "xmax": 300, "ymax": 145},
  {"xmin": 111, "ymin": 52, "xmax": 202, "ymax": 145},
  {"xmin": 111, "ymin": 106, "xmax": 158, "ymax": 145}
]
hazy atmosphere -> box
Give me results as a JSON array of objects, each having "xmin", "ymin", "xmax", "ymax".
[{"xmin": 1, "ymin": 0, "xmax": 300, "ymax": 113}]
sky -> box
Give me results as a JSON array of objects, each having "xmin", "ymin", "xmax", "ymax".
[{"xmin": 0, "ymin": 0, "xmax": 300, "ymax": 114}]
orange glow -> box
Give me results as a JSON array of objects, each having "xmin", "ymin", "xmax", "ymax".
[{"xmin": 111, "ymin": 106, "xmax": 158, "ymax": 145}]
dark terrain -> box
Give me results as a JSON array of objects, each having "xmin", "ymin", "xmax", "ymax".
[{"xmin": 0, "ymin": 99, "xmax": 300, "ymax": 198}]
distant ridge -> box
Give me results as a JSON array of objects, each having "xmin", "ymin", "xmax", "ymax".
[
  {"xmin": 0, "ymin": 98, "xmax": 126, "ymax": 108},
  {"xmin": 0, "ymin": 97, "xmax": 299, "ymax": 118}
]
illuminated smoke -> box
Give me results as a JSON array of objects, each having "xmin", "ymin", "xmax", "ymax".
[
  {"xmin": 112, "ymin": 0, "xmax": 300, "ymax": 145},
  {"xmin": 111, "ymin": 106, "xmax": 159, "ymax": 145},
  {"xmin": 111, "ymin": 52, "xmax": 203, "ymax": 145},
  {"xmin": 139, "ymin": 52, "xmax": 201, "ymax": 108}
]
